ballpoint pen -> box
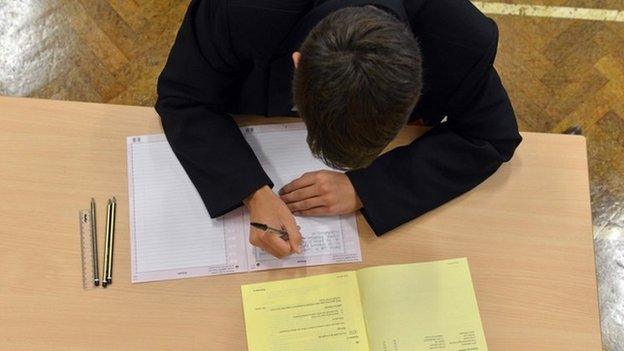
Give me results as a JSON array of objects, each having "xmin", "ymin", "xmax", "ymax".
[
  {"xmin": 250, "ymin": 222, "xmax": 289, "ymax": 239},
  {"xmin": 90, "ymin": 198, "xmax": 99, "ymax": 286}
]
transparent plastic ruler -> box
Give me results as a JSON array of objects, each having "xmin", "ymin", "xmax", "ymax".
[{"xmin": 79, "ymin": 209, "xmax": 97, "ymax": 290}]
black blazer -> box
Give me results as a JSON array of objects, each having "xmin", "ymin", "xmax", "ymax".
[{"xmin": 156, "ymin": 0, "xmax": 522, "ymax": 235}]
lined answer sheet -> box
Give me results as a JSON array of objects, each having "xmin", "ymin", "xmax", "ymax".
[
  {"xmin": 127, "ymin": 123, "xmax": 361, "ymax": 283},
  {"xmin": 127, "ymin": 135, "xmax": 247, "ymax": 282}
]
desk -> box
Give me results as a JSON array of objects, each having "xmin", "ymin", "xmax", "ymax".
[{"xmin": 0, "ymin": 96, "xmax": 602, "ymax": 350}]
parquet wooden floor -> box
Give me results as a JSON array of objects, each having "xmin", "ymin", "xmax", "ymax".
[
  {"xmin": 493, "ymin": 12, "xmax": 624, "ymax": 229},
  {"xmin": 0, "ymin": 0, "xmax": 188, "ymax": 104},
  {"xmin": 0, "ymin": 1, "xmax": 622, "ymax": 349}
]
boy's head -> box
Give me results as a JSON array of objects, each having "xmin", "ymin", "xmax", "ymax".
[{"xmin": 293, "ymin": 6, "xmax": 422, "ymax": 170}]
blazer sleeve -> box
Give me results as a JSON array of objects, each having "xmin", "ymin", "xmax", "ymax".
[
  {"xmin": 346, "ymin": 20, "xmax": 522, "ymax": 235},
  {"xmin": 155, "ymin": 0, "xmax": 273, "ymax": 218}
]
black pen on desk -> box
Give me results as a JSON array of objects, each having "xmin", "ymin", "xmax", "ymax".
[
  {"xmin": 106, "ymin": 197, "xmax": 116, "ymax": 285},
  {"xmin": 90, "ymin": 198, "xmax": 99, "ymax": 286},
  {"xmin": 102, "ymin": 199, "xmax": 111, "ymax": 288}
]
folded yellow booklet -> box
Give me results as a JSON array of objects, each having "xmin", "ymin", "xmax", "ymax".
[{"xmin": 241, "ymin": 258, "xmax": 487, "ymax": 351}]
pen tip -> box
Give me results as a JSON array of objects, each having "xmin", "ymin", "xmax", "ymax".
[{"xmin": 112, "ymin": 196, "xmax": 116, "ymax": 203}]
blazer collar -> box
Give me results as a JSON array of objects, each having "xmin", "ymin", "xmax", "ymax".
[
  {"xmin": 267, "ymin": 0, "xmax": 410, "ymax": 116},
  {"xmin": 281, "ymin": 0, "xmax": 410, "ymax": 56}
]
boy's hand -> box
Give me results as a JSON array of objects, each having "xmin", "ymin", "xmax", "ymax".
[
  {"xmin": 279, "ymin": 170, "xmax": 362, "ymax": 216},
  {"xmin": 244, "ymin": 186, "xmax": 303, "ymax": 258}
]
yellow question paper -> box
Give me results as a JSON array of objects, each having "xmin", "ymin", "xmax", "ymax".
[
  {"xmin": 241, "ymin": 271, "xmax": 370, "ymax": 351},
  {"xmin": 241, "ymin": 258, "xmax": 487, "ymax": 351},
  {"xmin": 356, "ymin": 258, "xmax": 487, "ymax": 350}
]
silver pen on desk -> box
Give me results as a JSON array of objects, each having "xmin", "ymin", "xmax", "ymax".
[{"xmin": 90, "ymin": 198, "xmax": 99, "ymax": 286}]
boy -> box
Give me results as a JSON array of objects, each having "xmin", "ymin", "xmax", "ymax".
[{"xmin": 156, "ymin": 0, "xmax": 522, "ymax": 258}]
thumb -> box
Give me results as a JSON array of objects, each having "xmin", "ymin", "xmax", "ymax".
[{"xmin": 283, "ymin": 215, "xmax": 303, "ymax": 254}]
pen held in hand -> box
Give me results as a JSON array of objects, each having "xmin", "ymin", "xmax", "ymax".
[{"xmin": 250, "ymin": 222, "xmax": 289, "ymax": 240}]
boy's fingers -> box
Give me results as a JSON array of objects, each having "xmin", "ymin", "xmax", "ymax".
[
  {"xmin": 250, "ymin": 230, "xmax": 283, "ymax": 258},
  {"xmin": 286, "ymin": 197, "xmax": 325, "ymax": 212},
  {"xmin": 280, "ymin": 173, "xmax": 316, "ymax": 195},
  {"xmin": 283, "ymin": 218, "xmax": 303, "ymax": 254},
  {"xmin": 295, "ymin": 207, "xmax": 331, "ymax": 216},
  {"xmin": 258, "ymin": 242, "xmax": 284, "ymax": 258},
  {"xmin": 260, "ymin": 232, "xmax": 292, "ymax": 258},
  {"xmin": 280, "ymin": 185, "xmax": 318, "ymax": 203}
]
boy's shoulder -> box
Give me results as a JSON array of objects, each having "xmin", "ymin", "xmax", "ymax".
[
  {"xmin": 224, "ymin": 0, "xmax": 312, "ymax": 58},
  {"xmin": 409, "ymin": 0, "xmax": 497, "ymax": 55}
]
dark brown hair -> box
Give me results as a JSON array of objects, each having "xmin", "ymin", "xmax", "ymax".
[{"xmin": 293, "ymin": 6, "xmax": 422, "ymax": 170}]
